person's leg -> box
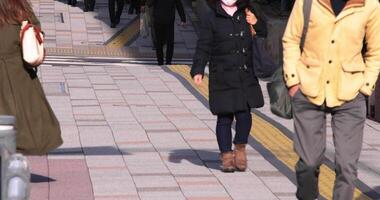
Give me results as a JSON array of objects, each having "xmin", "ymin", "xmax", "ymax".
[
  {"xmin": 115, "ymin": 0, "xmax": 125, "ymax": 24},
  {"xmin": 84, "ymin": 0, "xmax": 89, "ymax": 11},
  {"xmin": 331, "ymin": 93, "xmax": 366, "ymax": 200},
  {"xmin": 148, "ymin": 7, "xmax": 157, "ymax": 49},
  {"xmin": 216, "ymin": 114, "xmax": 234, "ymax": 153},
  {"xmin": 108, "ymin": 0, "xmax": 116, "ymax": 25},
  {"xmin": 165, "ymin": 23, "xmax": 175, "ymax": 65},
  {"xmin": 90, "ymin": 0, "xmax": 96, "ymax": 11},
  {"xmin": 233, "ymin": 110, "xmax": 252, "ymax": 171},
  {"xmin": 216, "ymin": 113, "xmax": 235, "ymax": 172},
  {"xmin": 128, "ymin": 0, "xmax": 134, "ymax": 14},
  {"xmin": 154, "ymin": 23, "xmax": 165, "ymax": 65},
  {"xmin": 292, "ymin": 91, "xmax": 327, "ymax": 200},
  {"xmin": 135, "ymin": 0, "xmax": 141, "ymax": 14}
]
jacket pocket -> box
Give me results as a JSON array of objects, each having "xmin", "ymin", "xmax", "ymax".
[
  {"xmin": 297, "ymin": 57, "xmax": 323, "ymax": 98},
  {"xmin": 337, "ymin": 61, "xmax": 365, "ymax": 101}
]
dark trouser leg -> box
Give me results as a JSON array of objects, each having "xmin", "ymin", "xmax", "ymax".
[
  {"xmin": 90, "ymin": 0, "xmax": 96, "ymax": 11},
  {"xmin": 154, "ymin": 23, "xmax": 167, "ymax": 65},
  {"xmin": 233, "ymin": 110, "xmax": 252, "ymax": 145},
  {"xmin": 128, "ymin": 0, "xmax": 135, "ymax": 14},
  {"xmin": 84, "ymin": 0, "xmax": 89, "ymax": 11},
  {"xmin": 331, "ymin": 94, "xmax": 366, "ymax": 200},
  {"xmin": 292, "ymin": 91, "xmax": 326, "ymax": 200},
  {"xmin": 165, "ymin": 23, "xmax": 175, "ymax": 65},
  {"xmin": 216, "ymin": 114, "xmax": 234, "ymax": 153},
  {"xmin": 148, "ymin": 8, "xmax": 157, "ymax": 48},
  {"xmin": 108, "ymin": 0, "xmax": 116, "ymax": 23},
  {"xmin": 115, "ymin": 0, "xmax": 125, "ymax": 24}
]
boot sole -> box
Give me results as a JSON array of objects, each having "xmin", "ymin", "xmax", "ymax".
[{"xmin": 222, "ymin": 168, "xmax": 235, "ymax": 173}]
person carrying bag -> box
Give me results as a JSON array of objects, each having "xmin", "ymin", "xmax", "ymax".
[{"xmin": 0, "ymin": 0, "xmax": 63, "ymax": 155}]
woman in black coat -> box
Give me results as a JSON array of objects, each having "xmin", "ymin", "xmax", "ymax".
[{"xmin": 191, "ymin": 0, "xmax": 264, "ymax": 172}]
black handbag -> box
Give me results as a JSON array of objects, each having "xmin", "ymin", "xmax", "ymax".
[
  {"xmin": 251, "ymin": 37, "xmax": 279, "ymax": 79},
  {"xmin": 267, "ymin": 68, "xmax": 293, "ymax": 119}
]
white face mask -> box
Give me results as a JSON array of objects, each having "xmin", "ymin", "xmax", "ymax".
[{"xmin": 221, "ymin": 0, "xmax": 237, "ymax": 6}]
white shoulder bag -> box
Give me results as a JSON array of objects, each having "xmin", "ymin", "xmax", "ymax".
[{"xmin": 20, "ymin": 21, "xmax": 45, "ymax": 67}]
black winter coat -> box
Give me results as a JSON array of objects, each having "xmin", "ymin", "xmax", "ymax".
[{"xmin": 191, "ymin": 2, "xmax": 264, "ymax": 115}]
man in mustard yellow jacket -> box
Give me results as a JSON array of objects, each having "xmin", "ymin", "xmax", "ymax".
[{"xmin": 283, "ymin": 0, "xmax": 380, "ymax": 199}]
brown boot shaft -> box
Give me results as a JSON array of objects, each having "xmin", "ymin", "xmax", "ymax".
[
  {"xmin": 234, "ymin": 144, "xmax": 247, "ymax": 171},
  {"xmin": 220, "ymin": 152, "xmax": 235, "ymax": 173}
]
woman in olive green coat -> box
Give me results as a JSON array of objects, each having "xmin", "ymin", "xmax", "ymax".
[{"xmin": 0, "ymin": 0, "xmax": 63, "ymax": 155}]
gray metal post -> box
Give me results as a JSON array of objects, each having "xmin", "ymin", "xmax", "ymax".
[{"xmin": 0, "ymin": 115, "xmax": 17, "ymax": 200}]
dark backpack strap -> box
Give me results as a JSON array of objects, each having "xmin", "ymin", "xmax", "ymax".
[{"xmin": 301, "ymin": 0, "xmax": 313, "ymax": 51}]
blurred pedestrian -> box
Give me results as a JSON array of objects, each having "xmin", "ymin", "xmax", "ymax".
[
  {"xmin": 191, "ymin": 0, "xmax": 264, "ymax": 172},
  {"xmin": 128, "ymin": 0, "xmax": 141, "ymax": 15},
  {"xmin": 283, "ymin": 0, "xmax": 380, "ymax": 199},
  {"xmin": 141, "ymin": 0, "xmax": 157, "ymax": 49},
  {"xmin": 68, "ymin": 0, "xmax": 77, "ymax": 7},
  {"xmin": 109, "ymin": 0, "xmax": 125, "ymax": 28},
  {"xmin": 84, "ymin": 0, "xmax": 96, "ymax": 12},
  {"xmin": 0, "ymin": 0, "xmax": 63, "ymax": 155},
  {"xmin": 148, "ymin": 0, "xmax": 186, "ymax": 65}
]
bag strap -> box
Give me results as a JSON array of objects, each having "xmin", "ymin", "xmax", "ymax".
[
  {"xmin": 301, "ymin": 0, "xmax": 313, "ymax": 51},
  {"xmin": 20, "ymin": 21, "xmax": 43, "ymax": 45}
]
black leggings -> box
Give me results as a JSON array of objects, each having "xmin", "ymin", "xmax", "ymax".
[{"xmin": 216, "ymin": 110, "xmax": 252, "ymax": 153}]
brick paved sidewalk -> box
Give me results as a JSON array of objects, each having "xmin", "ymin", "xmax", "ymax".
[
  {"xmin": 30, "ymin": 0, "xmax": 197, "ymax": 58},
  {"xmin": 29, "ymin": 57, "xmax": 297, "ymax": 200}
]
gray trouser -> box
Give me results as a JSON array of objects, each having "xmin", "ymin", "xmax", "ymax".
[{"xmin": 292, "ymin": 90, "xmax": 366, "ymax": 200}]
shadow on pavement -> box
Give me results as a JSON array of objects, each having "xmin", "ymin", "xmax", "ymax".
[
  {"xmin": 49, "ymin": 146, "xmax": 129, "ymax": 156},
  {"xmin": 31, "ymin": 174, "xmax": 56, "ymax": 183},
  {"xmin": 168, "ymin": 149, "xmax": 221, "ymax": 170}
]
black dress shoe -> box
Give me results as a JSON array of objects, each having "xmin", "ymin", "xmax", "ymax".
[
  {"xmin": 115, "ymin": 18, "xmax": 120, "ymax": 25},
  {"xmin": 111, "ymin": 23, "xmax": 116, "ymax": 28}
]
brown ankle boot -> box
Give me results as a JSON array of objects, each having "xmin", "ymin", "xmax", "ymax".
[
  {"xmin": 220, "ymin": 152, "xmax": 235, "ymax": 173},
  {"xmin": 234, "ymin": 144, "xmax": 247, "ymax": 171}
]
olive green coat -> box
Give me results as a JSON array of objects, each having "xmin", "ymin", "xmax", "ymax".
[{"xmin": 0, "ymin": 14, "xmax": 62, "ymax": 155}]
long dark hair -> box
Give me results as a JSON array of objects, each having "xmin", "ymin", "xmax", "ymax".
[
  {"xmin": 0, "ymin": 0, "xmax": 33, "ymax": 25},
  {"xmin": 208, "ymin": 0, "xmax": 251, "ymax": 8}
]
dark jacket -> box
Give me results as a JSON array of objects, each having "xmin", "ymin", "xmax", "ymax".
[
  {"xmin": 147, "ymin": 0, "xmax": 186, "ymax": 24},
  {"xmin": 191, "ymin": 2, "xmax": 264, "ymax": 115}
]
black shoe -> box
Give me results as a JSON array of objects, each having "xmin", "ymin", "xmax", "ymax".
[
  {"xmin": 84, "ymin": 7, "xmax": 89, "ymax": 12},
  {"xmin": 111, "ymin": 23, "xmax": 117, "ymax": 28},
  {"xmin": 115, "ymin": 18, "xmax": 120, "ymax": 25},
  {"xmin": 166, "ymin": 62, "xmax": 172, "ymax": 65}
]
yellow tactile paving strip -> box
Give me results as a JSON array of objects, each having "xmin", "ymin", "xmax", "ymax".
[
  {"xmin": 106, "ymin": 17, "xmax": 141, "ymax": 48},
  {"xmin": 168, "ymin": 65, "xmax": 371, "ymax": 200}
]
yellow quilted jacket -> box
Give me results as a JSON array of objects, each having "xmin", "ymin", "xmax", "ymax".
[{"xmin": 283, "ymin": 0, "xmax": 380, "ymax": 107}]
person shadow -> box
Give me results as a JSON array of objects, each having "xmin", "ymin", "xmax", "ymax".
[{"xmin": 168, "ymin": 149, "xmax": 221, "ymax": 171}]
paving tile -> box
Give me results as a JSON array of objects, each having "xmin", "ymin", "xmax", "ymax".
[{"xmin": 48, "ymin": 159, "xmax": 94, "ymax": 200}]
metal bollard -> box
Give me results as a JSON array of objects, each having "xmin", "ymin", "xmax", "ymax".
[
  {"xmin": 5, "ymin": 154, "xmax": 30, "ymax": 200},
  {"xmin": 0, "ymin": 115, "xmax": 17, "ymax": 200}
]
